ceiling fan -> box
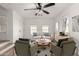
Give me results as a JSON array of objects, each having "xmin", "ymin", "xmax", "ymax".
[{"xmin": 24, "ymin": 3, "xmax": 55, "ymax": 16}]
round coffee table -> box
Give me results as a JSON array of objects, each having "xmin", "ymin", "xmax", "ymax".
[{"xmin": 36, "ymin": 39, "xmax": 51, "ymax": 48}]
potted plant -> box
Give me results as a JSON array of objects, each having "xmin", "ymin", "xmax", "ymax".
[{"xmin": 59, "ymin": 32, "xmax": 65, "ymax": 36}]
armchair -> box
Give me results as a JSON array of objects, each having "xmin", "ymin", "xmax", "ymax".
[
  {"xmin": 50, "ymin": 39, "xmax": 76, "ymax": 56},
  {"xmin": 15, "ymin": 40, "xmax": 31, "ymax": 56},
  {"xmin": 15, "ymin": 39, "xmax": 38, "ymax": 56}
]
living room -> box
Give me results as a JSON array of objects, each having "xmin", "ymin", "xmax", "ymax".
[{"xmin": 0, "ymin": 2, "xmax": 79, "ymax": 56}]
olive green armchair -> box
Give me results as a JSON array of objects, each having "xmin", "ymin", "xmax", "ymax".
[
  {"xmin": 50, "ymin": 39, "xmax": 76, "ymax": 56},
  {"xmin": 15, "ymin": 40, "xmax": 38, "ymax": 56}
]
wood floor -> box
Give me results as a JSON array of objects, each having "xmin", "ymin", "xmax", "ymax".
[{"xmin": 0, "ymin": 40, "xmax": 15, "ymax": 56}]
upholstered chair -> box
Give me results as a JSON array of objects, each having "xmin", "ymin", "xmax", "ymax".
[
  {"xmin": 50, "ymin": 39, "xmax": 76, "ymax": 56},
  {"xmin": 15, "ymin": 40, "xmax": 31, "ymax": 56},
  {"xmin": 15, "ymin": 39, "xmax": 38, "ymax": 56}
]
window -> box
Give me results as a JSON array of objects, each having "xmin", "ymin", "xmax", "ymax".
[
  {"xmin": 30, "ymin": 25, "xmax": 37, "ymax": 35},
  {"xmin": 56, "ymin": 22, "xmax": 58, "ymax": 33},
  {"xmin": 42, "ymin": 25, "xmax": 49, "ymax": 33},
  {"xmin": 65, "ymin": 19, "xmax": 69, "ymax": 33}
]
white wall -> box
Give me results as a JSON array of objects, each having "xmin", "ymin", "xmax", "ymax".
[
  {"xmin": 58, "ymin": 3, "xmax": 79, "ymax": 55},
  {"xmin": 6, "ymin": 11, "xmax": 13, "ymax": 42},
  {"xmin": 23, "ymin": 17, "xmax": 55, "ymax": 39},
  {"xmin": 0, "ymin": 6, "xmax": 23, "ymax": 43},
  {"xmin": 0, "ymin": 6, "xmax": 7, "ymax": 40},
  {"xmin": 0, "ymin": 6, "xmax": 13, "ymax": 41},
  {"xmin": 13, "ymin": 11, "xmax": 23, "ymax": 43},
  {"xmin": 0, "ymin": 16, "xmax": 7, "ymax": 40}
]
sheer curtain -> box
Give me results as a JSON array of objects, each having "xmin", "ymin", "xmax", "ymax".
[
  {"xmin": 58, "ymin": 18, "xmax": 67, "ymax": 33},
  {"xmin": 62, "ymin": 18, "xmax": 67, "ymax": 32},
  {"xmin": 72, "ymin": 16, "xmax": 79, "ymax": 32}
]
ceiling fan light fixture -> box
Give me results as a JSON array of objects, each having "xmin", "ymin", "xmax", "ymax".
[
  {"xmin": 35, "ymin": 12, "xmax": 42, "ymax": 16},
  {"xmin": 24, "ymin": 3, "xmax": 55, "ymax": 16}
]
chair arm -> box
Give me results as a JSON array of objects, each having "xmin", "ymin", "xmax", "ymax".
[
  {"xmin": 51, "ymin": 42, "xmax": 62, "ymax": 56},
  {"xmin": 51, "ymin": 41, "xmax": 57, "ymax": 46},
  {"xmin": 30, "ymin": 42, "xmax": 38, "ymax": 56}
]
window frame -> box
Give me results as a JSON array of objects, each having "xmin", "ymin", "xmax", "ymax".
[
  {"xmin": 42, "ymin": 25, "xmax": 49, "ymax": 33},
  {"xmin": 30, "ymin": 25, "xmax": 37, "ymax": 35}
]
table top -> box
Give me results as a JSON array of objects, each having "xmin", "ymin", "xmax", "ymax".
[
  {"xmin": 36, "ymin": 39, "xmax": 51, "ymax": 45},
  {"xmin": 36, "ymin": 39, "xmax": 51, "ymax": 42},
  {"xmin": 33, "ymin": 36, "xmax": 50, "ymax": 39},
  {"xmin": 51, "ymin": 34, "xmax": 70, "ymax": 42}
]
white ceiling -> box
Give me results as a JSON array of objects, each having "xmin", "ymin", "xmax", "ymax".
[{"xmin": 0, "ymin": 3, "xmax": 73, "ymax": 18}]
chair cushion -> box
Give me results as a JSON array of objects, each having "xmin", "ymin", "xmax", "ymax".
[
  {"xmin": 33, "ymin": 33, "xmax": 38, "ymax": 36},
  {"xmin": 43, "ymin": 33, "xmax": 50, "ymax": 36}
]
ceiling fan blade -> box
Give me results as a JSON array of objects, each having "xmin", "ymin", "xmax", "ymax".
[
  {"xmin": 38, "ymin": 3, "xmax": 42, "ymax": 8},
  {"xmin": 42, "ymin": 10, "xmax": 50, "ymax": 14},
  {"xmin": 24, "ymin": 8, "xmax": 37, "ymax": 10},
  {"xmin": 44, "ymin": 3, "xmax": 55, "ymax": 8}
]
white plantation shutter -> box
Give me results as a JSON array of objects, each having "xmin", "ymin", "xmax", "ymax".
[
  {"xmin": 30, "ymin": 25, "xmax": 37, "ymax": 35},
  {"xmin": 42, "ymin": 25, "xmax": 49, "ymax": 33}
]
